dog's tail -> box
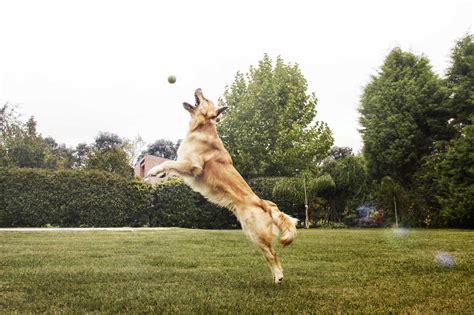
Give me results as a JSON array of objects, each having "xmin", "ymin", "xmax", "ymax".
[{"xmin": 263, "ymin": 200, "xmax": 298, "ymax": 247}]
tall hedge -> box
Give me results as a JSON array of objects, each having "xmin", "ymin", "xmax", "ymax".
[
  {"xmin": 0, "ymin": 168, "xmax": 240, "ymax": 228},
  {"xmin": 0, "ymin": 168, "xmax": 151, "ymax": 227},
  {"xmin": 149, "ymin": 177, "xmax": 238, "ymax": 229},
  {"xmin": 0, "ymin": 169, "xmax": 303, "ymax": 228}
]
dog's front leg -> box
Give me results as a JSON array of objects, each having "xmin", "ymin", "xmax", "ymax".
[{"xmin": 146, "ymin": 160, "xmax": 202, "ymax": 179}]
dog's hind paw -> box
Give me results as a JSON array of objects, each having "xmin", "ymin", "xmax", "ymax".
[{"xmin": 274, "ymin": 276, "xmax": 284, "ymax": 284}]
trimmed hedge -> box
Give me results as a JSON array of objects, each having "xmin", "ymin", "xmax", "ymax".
[
  {"xmin": 0, "ymin": 168, "xmax": 151, "ymax": 227},
  {"xmin": 149, "ymin": 177, "xmax": 238, "ymax": 229},
  {"xmin": 248, "ymin": 177, "xmax": 304, "ymax": 219},
  {"xmin": 0, "ymin": 169, "xmax": 305, "ymax": 228},
  {"xmin": 0, "ymin": 168, "xmax": 239, "ymax": 228}
]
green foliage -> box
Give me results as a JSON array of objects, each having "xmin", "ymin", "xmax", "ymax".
[
  {"xmin": 359, "ymin": 48, "xmax": 449, "ymax": 185},
  {"xmin": 315, "ymin": 220, "xmax": 348, "ymax": 229},
  {"xmin": 435, "ymin": 122, "xmax": 474, "ymax": 227},
  {"xmin": 85, "ymin": 146, "xmax": 133, "ymax": 178},
  {"xmin": 273, "ymin": 174, "xmax": 335, "ymax": 222},
  {"xmin": 328, "ymin": 146, "xmax": 353, "ymax": 160},
  {"xmin": 246, "ymin": 177, "xmax": 280, "ymax": 201},
  {"xmin": 141, "ymin": 138, "xmax": 178, "ymax": 160},
  {"xmin": 445, "ymin": 34, "xmax": 474, "ymax": 126},
  {"xmin": 219, "ymin": 54, "xmax": 333, "ymax": 177},
  {"xmin": 93, "ymin": 132, "xmax": 123, "ymax": 150},
  {"xmin": 321, "ymin": 154, "xmax": 369, "ymax": 221},
  {"xmin": 377, "ymin": 176, "xmax": 410, "ymax": 224},
  {"xmin": 150, "ymin": 177, "xmax": 238, "ymax": 229},
  {"xmin": 72, "ymin": 143, "xmax": 91, "ymax": 168},
  {"xmin": 0, "ymin": 168, "xmax": 151, "ymax": 227},
  {"xmin": 43, "ymin": 137, "xmax": 75, "ymax": 169},
  {"xmin": 0, "ymin": 111, "xmax": 75, "ymax": 169},
  {"xmin": 359, "ymin": 42, "xmax": 474, "ymax": 227},
  {"xmin": 0, "ymin": 169, "xmax": 237, "ymax": 228},
  {"xmin": 413, "ymin": 35, "xmax": 474, "ymax": 228}
]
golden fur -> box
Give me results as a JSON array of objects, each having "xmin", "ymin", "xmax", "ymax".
[{"xmin": 147, "ymin": 89, "xmax": 297, "ymax": 283}]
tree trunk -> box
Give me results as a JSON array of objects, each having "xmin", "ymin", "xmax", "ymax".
[
  {"xmin": 304, "ymin": 177, "xmax": 309, "ymax": 229},
  {"xmin": 393, "ymin": 196, "xmax": 399, "ymax": 228}
]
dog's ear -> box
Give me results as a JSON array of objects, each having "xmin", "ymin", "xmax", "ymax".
[
  {"xmin": 183, "ymin": 102, "xmax": 195, "ymax": 114},
  {"xmin": 215, "ymin": 106, "xmax": 228, "ymax": 117},
  {"xmin": 211, "ymin": 106, "xmax": 228, "ymax": 122}
]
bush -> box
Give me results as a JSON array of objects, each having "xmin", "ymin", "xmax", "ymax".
[
  {"xmin": 0, "ymin": 168, "xmax": 151, "ymax": 227},
  {"xmin": 0, "ymin": 168, "xmax": 238, "ymax": 228},
  {"xmin": 316, "ymin": 220, "xmax": 348, "ymax": 229},
  {"xmin": 149, "ymin": 177, "xmax": 238, "ymax": 229},
  {"xmin": 248, "ymin": 177, "xmax": 303, "ymax": 220},
  {"xmin": 0, "ymin": 170, "xmax": 309, "ymax": 229}
]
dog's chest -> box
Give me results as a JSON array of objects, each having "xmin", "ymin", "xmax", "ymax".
[
  {"xmin": 183, "ymin": 176, "xmax": 210, "ymax": 198},
  {"xmin": 183, "ymin": 176, "xmax": 232, "ymax": 209}
]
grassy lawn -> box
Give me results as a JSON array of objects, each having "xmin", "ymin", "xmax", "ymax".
[{"xmin": 0, "ymin": 228, "xmax": 472, "ymax": 313}]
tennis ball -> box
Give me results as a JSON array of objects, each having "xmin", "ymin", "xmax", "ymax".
[{"xmin": 168, "ymin": 75, "xmax": 176, "ymax": 84}]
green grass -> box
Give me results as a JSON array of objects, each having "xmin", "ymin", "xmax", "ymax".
[{"xmin": 0, "ymin": 229, "xmax": 472, "ymax": 313}]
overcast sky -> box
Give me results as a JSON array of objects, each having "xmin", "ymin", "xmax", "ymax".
[{"xmin": 0, "ymin": 0, "xmax": 472, "ymax": 152}]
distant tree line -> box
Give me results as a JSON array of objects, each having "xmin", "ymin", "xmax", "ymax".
[{"xmin": 0, "ymin": 106, "xmax": 181, "ymax": 177}]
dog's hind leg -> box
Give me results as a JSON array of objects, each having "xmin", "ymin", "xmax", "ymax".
[
  {"xmin": 240, "ymin": 209, "xmax": 284, "ymax": 284},
  {"xmin": 257, "ymin": 239, "xmax": 284, "ymax": 284}
]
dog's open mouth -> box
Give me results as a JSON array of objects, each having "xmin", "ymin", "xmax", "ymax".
[{"xmin": 194, "ymin": 89, "xmax": 201, "ymax": 106}]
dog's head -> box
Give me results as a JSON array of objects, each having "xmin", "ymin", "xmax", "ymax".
[{"xmin": 183, "ymin": 89, "xmax": 227, "ymax": 125}]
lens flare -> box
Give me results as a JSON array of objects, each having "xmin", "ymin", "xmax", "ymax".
[
  {"xmin": 392, "ymin": 227, "xmax": 408, "ymax": 237},
  {"xmin": 435, "ymin": 251, "xmax": 455, "ymax": 268}
]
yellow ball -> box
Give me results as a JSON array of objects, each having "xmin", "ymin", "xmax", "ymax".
[{"xmin": 168, "ymin": 75, "xmax": 176, "ymax": 84}]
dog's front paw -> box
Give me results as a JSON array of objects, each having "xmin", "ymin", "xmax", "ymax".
[
  {"xmin": 147, "ymin": 165, "xmax": 166, "ymax": 178},
  {"xmin": 156, "ymin": 172, "xmax": 167, "ymax": 178}
]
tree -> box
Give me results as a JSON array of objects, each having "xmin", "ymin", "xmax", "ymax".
[
  {"xmin": 123, "ymin": 135, "xmax": 146, "ymax": 166},
  {"xmin": 433, "ymin": 34, "xmax": 474, "ymax": 227},
  {"xmin": 434, "ymin": 121, "xmax": 473, "ymax": 227},
  {"xmin": 414, "ymin": 34, "xmax": 474, "ymax": 227},
  {"xmin": 0, "ymin": 106, "xmax": 75, "ymax": 169},
  {"xmin": 72, "ymin": 143, "xmax": 91, "ymax": 168},
  {"xmin": 0, "ymin": 103, "xmax": 22, "ymax": 166},
  {"xmin": 328, "ymin": 146, "xmax": 353, "ymax": 160},
  {"xmin": 445, "ymin": 34, "xmax": 474, "ymax": 127},
  {"xmin": 359, "ymin": 48, "xmax": 449, "ymax": 186},
  {"xmin": 43, "ymin": 137, "xmax": 74, "ymax": 169},
  {"xmin": 0, "ymin": 103, "xmax": 21, "ymax": 135},
  {"xmin": 94, "ymin": 132, "xmax": 123, "ymax": 151},
  {"xmin": 377, "ymin": 176, "xmax": 410, "ymax": 226},
  {"xmin": 141, "ymin": 139, "xmax": 178, "ymax": 160},
  {"xmin": 273, "ymin": 174, "xmax": 335, "ymax": 227},
  {"xmin": 85, "ymin": 146, "xmax": 133, "ymax": 177},
  {"xmin": 321, "ymin": 155, "xmax": 368, "ymax": 222},
  {"xmin": 219, "ymin": 54, "xmax": 333, "ymax": 177},
  {"xmin": 6, "ymin": 117, "xmax": 49, "ymax": 168}
]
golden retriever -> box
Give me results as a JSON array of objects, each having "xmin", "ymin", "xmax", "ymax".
[{"xmin": 147, "ymin": 89, "xmax": 297, "ymax": 283}]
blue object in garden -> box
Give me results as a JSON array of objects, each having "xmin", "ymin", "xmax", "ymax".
[{"xmin": 356, "ymin": 202, "xmax": 375, "ymax": 218}]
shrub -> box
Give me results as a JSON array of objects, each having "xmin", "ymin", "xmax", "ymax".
[
  {"xmin": 248, "ymin": 177, "xmax": 303, "ymax": 219},
  {"xmin": 0, "ymin": 169, "xmax": 297, "ymax": 229},
  {"xmin": 0, "ymin": 168, "xmax": 150, "ymax": 227},
  {"xmin": 149, "ymin": 177, "xmax": 238, "ymax": 229},
  {"xmin": 0, "ymin": 169, "xmax": 239, "ymax": 228},
  {"xmin": 316, "ymin": 220, "xmax": 348, "ymax": 229}
]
